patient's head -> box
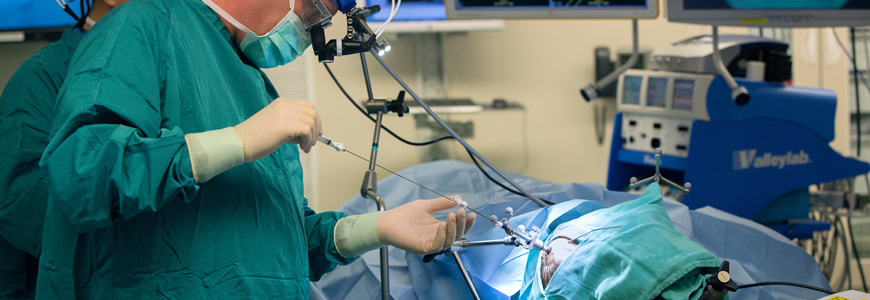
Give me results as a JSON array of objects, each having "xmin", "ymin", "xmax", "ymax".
[{"xmin": 540, "ymin": 237, "xmax": 579, "ymax": 288}]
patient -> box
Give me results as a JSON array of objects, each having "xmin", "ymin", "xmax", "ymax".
[
  {"xmin": 520, "ymin": 184, "xmax": 722, "ymax": 300},
  {"xmin": 540, "ymin": 236, "xmax": 577, "ymax": 287}
]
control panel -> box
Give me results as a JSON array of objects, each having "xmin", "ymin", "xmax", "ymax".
[{"xmin": 617, "ymin": 70, "xmax": 714, "ymax": 158}]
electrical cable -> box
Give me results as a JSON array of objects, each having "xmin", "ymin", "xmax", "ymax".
[
  {"xmin": 853, "ymin": 28, "xmax": 863, "ymax": 156},
  {"xmin": 836, "ymin": 217, "xmax": 853, "ymax": 291},
  {"xmin": 846, "ymin": 214, "xmax": 869, "ymax": 292},
  {"xmin": 465, "ymin": 147, "xmax": 554, "ymax": 205},
  {"xmin": 737, "ymin": 281, "xmax": 834, "ymax": 295},
  {"xmin": 375, "ymin": 0, "xmax": 401, "ymax": 38},
  {"xmin": 325, "ymin": 62, "xmax": 545, "ymax": 202},
  {"xmin": 323, "ymin": 64, "xmax": 453, "ymax": 146},
  {"xmin": 324, "ymin": 63, "xmax": 553, "ymax": 205}
]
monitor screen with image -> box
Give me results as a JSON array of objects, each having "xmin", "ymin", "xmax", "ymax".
[
  {"xmin": 445, "ymin": 0, "xmax": 657, "ymax": 20},
  {"xmin": 667, "ymin": 0, "xmax": 870, "ymax": 27}
]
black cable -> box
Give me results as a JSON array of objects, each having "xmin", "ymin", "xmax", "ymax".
[
  {"xmin": 324, "ymin": 63, "xmax": 554, "ymax": 205},
  {"xmin": 323, "ymin": 64, "xmax": 454, "ymax": 146},
  {"xmin": 738, "ymin": 281, "xmax": 834, "ymax": 295},
  {"xmin": 853, "ymin": 27, "xmax": 863, "ymax": 156},
  {"xmin": 465, "ymin": 147, "xmax": 554, "ymax": 205},
  {"xmin": 835, "ymin": 217, "xmax": 853, "ymax": 291},
  {"xmin": 846, "ymin": 215, "xmax": 869, "ymax": 292}
]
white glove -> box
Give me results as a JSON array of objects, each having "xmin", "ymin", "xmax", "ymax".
[
  {"xmin": 377, "ymin": 196, "xmax": 477, "ymax": 256},
  {"xmin": 234, "ymin": 98, "xmax": 323, "ymax": 161},
  {"xmin": 333, "ymin": 196, "xmax": 477, "ymax": 257}
]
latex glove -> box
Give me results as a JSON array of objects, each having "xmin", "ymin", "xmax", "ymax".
[
  {"xmin": 376, "ymin": 196, "xmax": 477, "ymax": 256},
  {"xmin": 234, "ymin": 98, "xmax": 322, "ymax": 162}
]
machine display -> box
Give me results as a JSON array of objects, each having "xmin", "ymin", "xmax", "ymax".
[
  {"xmin": 445, "ymin": 0, "xmax": 657, "ymax": 19},
  {"xmin": 667, "ymin": 0, "xmax": 870, "ymax": 27},
  {"xmin": 621, "ymin": 75, "xmax": 642, "ymax": 105},
  {"xmin": 645, "ymin": 77, "xmax": 668, "ymax": 108},
  {"xmin": 672, "ymin": 79, "xmax": 694, "ymax": 111}
]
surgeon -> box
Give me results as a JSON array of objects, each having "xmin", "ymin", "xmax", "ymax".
[
  {"xmin": 0, "ymin": 0, "xmax": 129, "ymax": 298},
  {"xmin": 35, "ymin": 0, "xmax": 476, "ymax": 298}
]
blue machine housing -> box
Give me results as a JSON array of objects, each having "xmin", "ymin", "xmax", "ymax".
[{"xmin": 607, "ymin": 77, "xmax": 869, "ymax": 239}]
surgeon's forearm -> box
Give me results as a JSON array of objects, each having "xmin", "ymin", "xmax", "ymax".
[
  {"xmin": 333, "ymin": 211, "xmax": 384, "ymax": 258},
  {"xmin": 184, "ymin": 127, "xmax": 245, "ymax": 183}
]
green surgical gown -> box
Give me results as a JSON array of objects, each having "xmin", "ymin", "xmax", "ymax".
[
  {"xmin": 0, "ymin": 29, "xmax": 85, "ymax": 299},
  {"xmin": 36, "ymin": 0, "xmax": 353, "ymax": 298}
]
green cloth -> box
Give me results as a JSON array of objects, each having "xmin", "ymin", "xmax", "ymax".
[
  {"xmin": 35, "ymin": 0, "xmax": 353, "ymax": 298},
  {"xmin": 518, "ymin": 184, "xmax": 723, "ymax": 300},
  {"xmin": 0, "ymin": 29, "xmax": 86, "ymax": 299}
]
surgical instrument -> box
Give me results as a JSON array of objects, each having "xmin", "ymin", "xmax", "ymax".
[{"xmin": 315, "ymin": 136, "xmax": 552, "ymax": 254}]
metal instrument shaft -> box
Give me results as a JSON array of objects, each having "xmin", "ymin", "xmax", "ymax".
[{"xmin": 342, "ymin": 148, "xmax": 493, "ymax": 221}]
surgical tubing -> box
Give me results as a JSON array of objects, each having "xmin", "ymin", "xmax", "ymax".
[{"xmin": 369, "ymin": 51, "xmax": 548, "ymax": 207}]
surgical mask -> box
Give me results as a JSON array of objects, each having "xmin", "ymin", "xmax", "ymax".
[{"xmin": 201, "ymin": 0, "xmax": 311, "ymax": 68}]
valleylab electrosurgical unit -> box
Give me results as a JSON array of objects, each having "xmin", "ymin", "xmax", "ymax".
[{"xmin": 607, "ymin": 35, "xmax": 870, "ymax": 239}]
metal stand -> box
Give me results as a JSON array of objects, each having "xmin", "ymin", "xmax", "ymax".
[
  {"xmin": 358, "ymin": 48, "xmax": 409, "ymax": 300},
  {"xmin": 423, "ymin": 238, "xmax": 517, "ymax": 300},
  {"xmin": 629, "ymin": 148, "xmax": 692, "ymax": 193}
]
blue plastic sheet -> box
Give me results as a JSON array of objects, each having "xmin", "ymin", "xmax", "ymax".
[{"xmin": 311, "ymin": 160, "xmax": 830, "ymax": 300}]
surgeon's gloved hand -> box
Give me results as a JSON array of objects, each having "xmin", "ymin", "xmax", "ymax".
[
  {"xmin": 377, "ymin": 197, "xmax": 477, "ymax": 255},
  {"xmin": 234, "ymin": 98, "xmax": 323, "ymax": 161},
  {"xmin": 333, "ymin": 196, "xmax": 477, "ymax": 257}
]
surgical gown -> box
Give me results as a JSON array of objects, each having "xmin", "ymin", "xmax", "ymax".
[
  {"xmin": 36, "ymin": 0, "xmax": 352, "ymax": 298},
  {"xmin": 0, "ymin": 29, "xmax": 85, "ymax": 299}
]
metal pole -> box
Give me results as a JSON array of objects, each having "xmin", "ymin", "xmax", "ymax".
[
  {"xmin": 361, "ymin": 49, "xmax": 388, "ymax": 300},
  {"xmin": 451, "ymin": 251, "xmax": 481, "ymax": 300},
  {"xmin": 360, "ymin": 53, "xmax": 375, "ymax": 101},
  {"xmin": 366, "ymin": 190, "xmax": 390, "ymax": 300},
  {"xmin": 369, "ymin": 111, "xmax": 383, "ymax": 171}
]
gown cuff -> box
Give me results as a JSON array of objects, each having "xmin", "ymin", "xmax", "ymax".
[
  {"xmin": 334, "ymin": 211, "xmax": 383, "ymax": 258},
  {"xmin": 184, "ymin": 127, "xmax": 244, "ymax": 183}
]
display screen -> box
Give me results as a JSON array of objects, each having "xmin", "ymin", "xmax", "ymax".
[
  {"xmin": 369, "ymin": 0, "xmax": 448, "ymax": 21},
  {"xmin": 621, "ymin": 76, "xmax": 642, "ymax": 105},
  {"xmin": 646, "ymin": 77, "xmax": 668, "ymax": 108},
  {"xmin": 672, "ymin": 79, "xmax": 694, "ymax": 111},
  {"xmin": 457, "ymin": 0, "xmax": 646, "ymax": 9},
  {"xmin": 0, "ymin": 0, "xmax": 77, "ymax": 31},
  {"xmin": 684, "ymin": 0, "xmax": 869, "ymax": 10}
]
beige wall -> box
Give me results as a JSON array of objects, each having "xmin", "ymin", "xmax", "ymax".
[
  {"xmin": 792, "ymin": 27, "xmax": 853, "ymax": 155},
  {"xmin": 310, "ymin": 16, "xmax": 756, "ymax": 211}
]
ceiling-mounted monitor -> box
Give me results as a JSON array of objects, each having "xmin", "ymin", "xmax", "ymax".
[
  {"xmin": 445, "ymin": 0, "xmax": 658, "ymax": 20},
  {"xmin": 1, "ymin": 0, "xmax": 78, "ymax": 32},
  {"xmin": 667, "ymin": 0, "xmax": 870, "ymax": 27}
]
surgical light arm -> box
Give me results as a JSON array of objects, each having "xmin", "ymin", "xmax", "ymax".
[
  {"xmin": 581, "ymin": 19, "xmax": 639, "ymax": 101},
  {"xmin": 712, "ymin": 26, "xmax": 750, "ymax": 105}
]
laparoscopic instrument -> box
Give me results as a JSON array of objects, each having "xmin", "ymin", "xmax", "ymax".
[{"xmin": 316, "ymin": 135, "xmax": 553, "ymax": 254}]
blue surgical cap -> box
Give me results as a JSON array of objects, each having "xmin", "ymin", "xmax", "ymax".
[{"xmin": 336, "ymin": 0, "xmax": 356, "ymax": 13}]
